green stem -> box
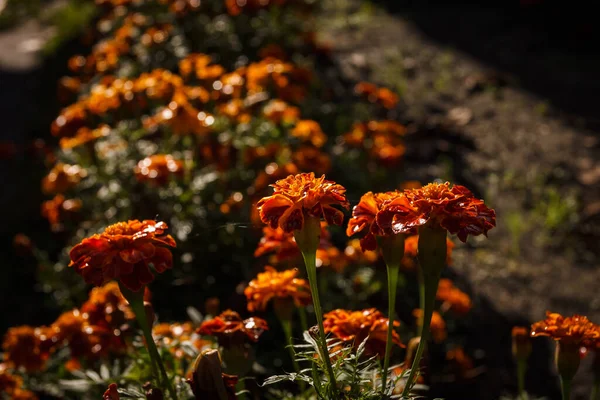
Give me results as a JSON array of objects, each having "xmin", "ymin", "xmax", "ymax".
[
  {"xmin": 294, "ymin": 215, "xmax": 338, "ymax": 396},
  {"xmin": 401, "ymin": 225, "xmax": 446, "ymax": 398},
  {"xmin": 561, "ymin": 377, "xmax": 572, "ymax": 400},
  {"xmin": 299, "ymin": 306, "xmax": 308, "ymax": 333},
  {"xmin": 236, "ymin": 379, "xmax": 246, "ymax": 400},
  {"xmin": 377, "ymin": 235, "xmax": 405, "ymax": 394},
  {"xmin": 517, "ymin": 358, "xmax": 526, "ymax": 399},
  {"xmin": 121, "ymin": 284, "xmax": 178, "ymax": 400},
  {"xmin": 381, "ymin": 263, "xmax": 399, "ymax": 393},
  {"xmin": 280, "ymin": 318, "xmax": 301, "ymax": 374}
]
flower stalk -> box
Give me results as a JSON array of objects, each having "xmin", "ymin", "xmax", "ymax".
[
  {"xmin": 401, "ymin": 224, "xmax": 447, "ymax": 397},
  {"xmin": 556, "ymin": 341, "xmax": 580, "ymax": 400},
  {"xmin": 377, "ymin": 234, "xmax": 405, "ymax": 393},
  {"xmin": 120, "ymin": 283, "xmax": 178, "ymax": 400},
  {"xmin": 294, "ymin": 215, "xmax": 338, "ymax": 395}
]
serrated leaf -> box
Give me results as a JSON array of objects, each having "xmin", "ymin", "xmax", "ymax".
[
  {"xmin": 59, "ymin": 379, "xmax": 92, "ymax": 392},
  {"xmin": 100, "ymin": 363, "xmax": 110, "ymax": 380},
  {"xmin": 186, "ymin": 306, "xmax": 203, "ymax": 323}
]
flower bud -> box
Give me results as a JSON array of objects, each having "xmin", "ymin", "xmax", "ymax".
[
  {"xmin": 511, "ymin": 327, "xmax": 532, "ymax": 361},
  {"xmin": 188, "ymin": 349, "xmax": 238, "ymax": 400},
  {"xmin": 555, "ymin": 341, "xmax": 582, "ymax": 383},
  {"xmin": 103, "ymin": 383, "xmax": 120, "ymax": 400},
  {"xmin": 143, "ymin": 382, "xmax": 164, "ymax": 400}
]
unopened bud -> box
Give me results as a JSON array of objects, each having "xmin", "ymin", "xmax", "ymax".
[
  {"xmin": 556, "ymin": 341, "xmax": 582, "ymax": 383},
  {"xmin": 143, "ymin": 382, "xmax": 164, "ymax": 400},
  {"xmin": 188, "ymin": 349, "xmax": 238, "ymax": 400},
  {"xmin": 511, "ymin": 327, "xmax": 532, "ymax": 361}
]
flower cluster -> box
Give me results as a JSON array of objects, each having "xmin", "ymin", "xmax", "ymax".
[
  {"xmin": 0, "ymin": 365, "xmax": 37, "ymax": 400},
  {"xmin": 2, "ymin": 282, "xmax": 134, "ymax": 372},
  {"xmin": 436, "ymin": 279, "xmax": 472, "ymax": 316}
]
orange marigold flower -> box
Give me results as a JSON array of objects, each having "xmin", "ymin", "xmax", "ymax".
[
  {"xmin": 244, "ymin": 266, "xmax": 311, "ymax": 312},
  {"xmin": 354, "ymin": 82, "xmax": 399, "ymax": 109},
  {"xmin": 59, "ymin": 125, "xmax": 110, "ymax": 150},
  {"xmin": 68, "ymin": 220, "xmax": 176, "ymax": 292},
  {"xmin": 344, "ymin": 239, "xmax": 378, "ymax": 264},
  {"xmin": 252, "ymin": 162, "xmax": 299, "ymax": 194},
  {"xmin": 323, "ymin": 308, "xmax": 403, "ymax": 358},
  {"xmin": 218, "ymin": 99, "xmax": 252, "ymax": 124},
  {"xmin": 144, "ymin": 93, "xmax": 214, "ymax": 136},
  {"xmin": 346, "ymin": 191, "xmax": 407, "ymax": 251},
  {"xmin": 292, "ymin": 146, "xmax": 331, "ymax": 175},
  {"xmin": 153, "ymin": 322, "xmax": 210, "ymax": 359},
  {"xmin": 51, "ymin": 103, "xmax": 87, "ymax": 138},
  {"xmin": 41, "ymin": 194, "xmax": 82, "ymax": 232},
  {"xmin": 316, "ymin": 246, "xmax": 348, "ymax": 272},
  {"xmin": 197, "ymin": 310, "xmax": 268, "ymax": 347},
  {"xmin": 2, "ymin": 326, "xmax": 48, "ymax": 372},
  {"xmin": 377, "ymin": 182, "xmax": 496, "ymax": 242},
  {"xmin": 290, "ymin": 120, "xmax": 327, "ymax": 148},
  {"xmin": 436, "ymin": 279, "xmax": 472, "ymax": 315},
  {"xmin": 254, "ymin": 226, "xmax": 300, "ymax": 261},
  {"xmin": 0, "ymin": 365, "xmax": 38, "ymax": 400},
  {"xmin": 262, "ymin": 99, "xmax": 300, "ymax": 125},
  {"xmin": 401, "ymin": 235, "xmax": 454, "ymax": 269},
  {"xmin": 531, "ymin": 312, "xmax": 600, "ymax": 345},
  {"xmin": 134, "ymin": 154, "xmax": 184, "ymax": 185},
  {"xmin": 81, "ymin": 282, "xmax": 135, "ymax": 329},
  {"xmin": 413, "ymin": 309, "xmax": 447, "ymax": 343},
  {"xmin": 41, "ymin": 163, "xmax": 87, "ymax": 194},
  {"xmin": 257, "ymin": 172, "xmax": 349, "ymax": 233},
  {"xmin": 446, "ymin": 346, "xmax": 474, "ymax": 379}
]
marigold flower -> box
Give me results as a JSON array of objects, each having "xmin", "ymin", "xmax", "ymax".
[
  {"xmin": 531, "ymin": 312, "xmax": 600, "ymax": 345},
  {"xmin": 401, "ymin": 235, "xmax": 454, "ymax": 270},
  {"xmin": 512, "ymin": 327, "xmax": 532, "ymax": 360},
  {"xmin": 346, "ymin": 191, "xmax": 407, "ymax": 251},
  {"xmin": 81, "ymin": 282, "xmax": 135, "ymax": 329},
  {"xmin": 254, "ymin": 226, "xmax": 300, "ymax": 262},
  {"xmin": 197, "ymin": 310, "xmax": 268, "ymax": 347},
  {"xmin": 218, "ymin": 99, "xmax": 252, "ymax": 124},
  {"xmin": 377, "ymin": 182, "xmax": 496, "ymax": 242},
  {"xmin": 41, "ymin": 163, "xmax": 87, "ymax": 194},
  {"xmin": 413, "ymin": 309, "xmax": 447, "ymax": 343},
  {"xmin": 134, "ymin": 155, "xmax": 184, "ymax": 185},
  {"xmin": 436, "ymin": 279, "xmax": 472, "ymax": 315},
  {"xmin": 41, "ymin": 194, "xmax": 82, "ymax": 232},
  {"xmin": 69, "ymin": 220, "xmax": 176, "ymax": 292},
  {"xmin": 252, "ymin": 162, "xmax": 299, "ymax": 194},
  {"xmin": 2, "ymin": 326, "xmax": 48, "ymax": 372},
  {"xmin": 145, "ymin": 94, "xmax": 214, "ymax": 136},
  {"xmin": 51, "ymin": 103, "xmax": 87, "ymax": 137},
  {"xmin": 292, "ymin": 146, "xmax": 331, "ymax": 175},
  {"xmin": 290, "ymin": 120, "xmax": 327, "ymax": 148},
  {"xmin": 257, "ymin": 172, "xmax": 349, "ymax": 233},
  {"xmin": 244, "ymin": 266, "xmax": 311, "ymax": 312},
  {"xmin": 344, "ymin": 239, "xmax": 378, "ymax": 264},
  {"xmin": 0, "ymin": 365, "xmax": 38, "ymax": 400},
  {"xmin": 178, "ymin": 53, "xmax": 224, "ymax": 83},
  {"xmin": 446, "ymin": 346, "xmax": 474, "ymax": 379},
  {"xmin": 153, "ymin": 322, "xmax": 210, "ymax": 359},
  {"xmin": 262, "ymin": 99, "xmax": 300, "ymax": 125},
  {"xmin": 59, "ymin": 125, "xmax": 110, "ymax": 150},
  {"xmin": 354, "ymin": 82, "xmax": 399, "ymax": 109},
  {"xmin": 323, "ymin": 308, "xmax": 403, "ymax": 358}
]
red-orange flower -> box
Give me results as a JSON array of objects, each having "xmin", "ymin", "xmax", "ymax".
[
  {"xmin": 292, "ymin": 146, "xmax": 331, "ymax": 175},
  {"xmin": 436, "ymin": 279, "xmax": 472, "ymax": 315},
  {"xmin": 263, "ymin": 99, "xmax": 300, "ymax": 125},
  {"xmin": 244, "ymin": 266, "xmax": 311, "ymax": 312},
  {"xmin": 323, "ymin": 308, "xmax": 403, "ymax": 358},
  {"xmin": 68, "ymin": 220, "xmax": 176, "ymax": 292},
  {"xmin": 531, "ymin": 312, "xmax": 600, "ymax": 345},
  {"xmin": 0, "ymin": 365, "xmax": 38, "ymax": 400},
  {"xmin": 257, "ymin": 173, "xmax": 349, "ymax": 233},
  {"xmin": 254, "ymin": 226, "xmax": 300, "ymax": 261},
  {"xmin": 103, "ymin": 383, "xmax": 120, "ymax": 400},
  {"xmin": 197, "ymin": 310, "xmax": 268, "ymax": 347},
  {"xmin": 2, "ymin": 326, "xmax": 48, "ymax": 372},
  {"xmin": 290, "ymin": 120, "xmax": 327, "ymax": 148},
  {"xmin": 153, "ymin": 322, "xmax": 210, "ymax": 359},
  {"xmin": 354, "ymin": 82, "xmax": 399, "ymax": 109},
  {"xmin": 377, "ymin": 182, "xmax": 496, "ymax": 242},
  {"xmin": 346, "ymin": 191, "xmax": 407, "ymax": 251},
  {"xmin": 446, "ymin": 346, "xmax": 474, "ymax": 379},
  {"xmin": 41, "ymin": 194, "xmax": 82, "ymax": 232},
  {"xmin": 413, "ymin": 309, "xmax": 447, "ymax": 343},
  {"xmin": 59, "ymin": 125, "xmax": 110, "ymax": 150},
  {"xmin": 80, "ymin": 282, "xmax": 135, "ymax": 330},
  {"xmin": 134, "ymin": 154, "xmax": 184, "ymax": 185},
  {"xmin": 41, "ymin": 163, "xmax": 87, "ymax": 194}
]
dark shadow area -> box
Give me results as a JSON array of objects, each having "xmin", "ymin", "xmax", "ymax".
[{"xmin": 372, "ymin": 0, "xmax": 600, "ymax": 130}]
